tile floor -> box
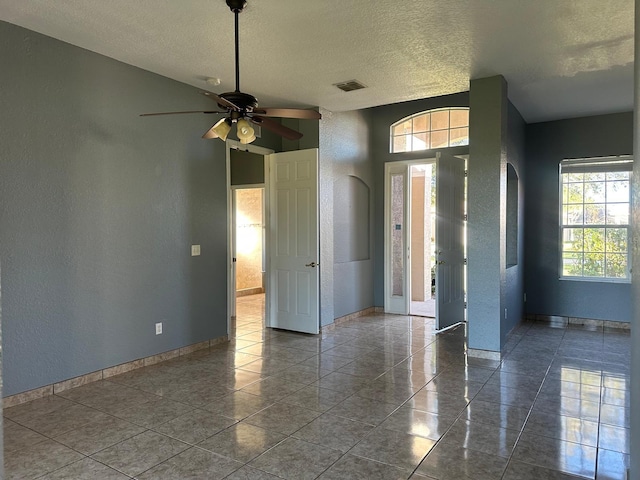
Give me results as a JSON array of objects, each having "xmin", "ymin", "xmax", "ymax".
[{"xmin": 3, "ymin": 294, "xmax": 631, "ymax": 479}]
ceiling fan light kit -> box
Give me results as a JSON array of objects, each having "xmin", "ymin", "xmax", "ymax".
[
  {"xmin": 239, "ymin": 133, "xmax": 256, "ymax": 145},
  {"xmin": 141, "ymin": 0, "xmax": 321, "ymax": 144},
  {"xmin": 236, "ymin": 118, "xmax": 255, "ymax": 141},
  {"xmin": 208, "ymin": 117, "xmax": 232, "ymax": 141}
]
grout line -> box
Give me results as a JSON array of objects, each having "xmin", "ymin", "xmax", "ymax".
[{"xmin": 498, "ymin": 319, "xmax": 553, "ymax": 479}]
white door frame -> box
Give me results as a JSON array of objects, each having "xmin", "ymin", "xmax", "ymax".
[
  {"xmin": 226, "ymin": 140, "xmax": 274, "ymax": 336},
  {"xmin": 384, "ymin": 158, "xmax": 435, "ymax": 315},
  {"xmin": 383, "ymin": 155, "xmax": 468, "ymax": 317}
]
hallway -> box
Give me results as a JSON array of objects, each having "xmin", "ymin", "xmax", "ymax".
[{"xmin": 3, "ymin": 296, "xmax": 630, "ymax": 478}]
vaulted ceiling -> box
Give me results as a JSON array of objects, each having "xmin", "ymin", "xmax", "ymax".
[{"xmin": 1, "ymin": 0, "xmax": 634, "ymax": 123}]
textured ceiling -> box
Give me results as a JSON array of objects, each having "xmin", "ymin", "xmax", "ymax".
[{"xmin": 0, "ymin": 0, "xmax": 634, "ymax": 122}]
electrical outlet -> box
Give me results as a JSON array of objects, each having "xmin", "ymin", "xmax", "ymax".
[
  {"xmin": 504, "ymin": 308, "xmax": 508, "ymax": 319},
  {"xmin": 155, "ymin": 322, "xmax": 162, "ymax": 335},
  {"xmin": 524, "ymin": 292, "xmax": 527, "ymax": 302},
  {"xmin": 191, "ymin": 245, "xmax": 201, "ymax": 256}
]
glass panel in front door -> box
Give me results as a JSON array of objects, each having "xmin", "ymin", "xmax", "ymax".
[{"xmin": 391, "ymin": 173, "xmax": 405, "ymax": 297}]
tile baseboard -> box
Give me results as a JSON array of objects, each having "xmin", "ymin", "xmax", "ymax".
[
  {"xmin": 3, "ymin": 335, "xmax": 229, "ymax": 409},
  {"xmin": 321, "ymin": 307, "xmax": 376, "ymax": 332},
  {"xmin": 525, "ymin": 314, "xmax": 630, "ymax": 330},
  {"xmin": 468, "ymin": 348, "xmax": 502, "ymax": 361},
  {"xmin": 2, "ymin": 385, "xmax": 53, "ymax": 409}
]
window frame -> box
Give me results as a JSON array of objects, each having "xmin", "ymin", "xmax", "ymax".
[
  {"xmin": 389, "ymin": 107, "xmax": 469, "ymax": 154},
  {"xmin": 558, "ymin": 156, "xmax": 633, "ymax": 283}
]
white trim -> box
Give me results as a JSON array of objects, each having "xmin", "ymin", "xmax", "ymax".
[
  {"xmin": 384, "ymin": 162, "xmax": 409, "ymax": 314},
  {"xmin": 227, "ymin": 139, "xmax": 273, "ymax": 156},
  {"xmin": 226, "ymin": 144, "xmax": 233, "ymax": 329},
  {"xmin": 559, "ymin": 276, "xmax": 631, "ymax": 284},
  {"xmin": 232, "ymin": 183, "xmax": 266, "ymax": 189},
  {"xmin": 558, "ymin": 158, "xmax": 633, "ymax": 283},
  {"xmin": 226, "ymin": 140, "xmax": 274, "ymax": 337},
  {"xmin": 384, "ymin": 158, "xmax": 438, "ymax": 314}
]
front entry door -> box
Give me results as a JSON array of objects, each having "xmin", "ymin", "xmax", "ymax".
[
  {"xmin": 268, "ymin": 149, "xmax": 319, "ymax": 334},
  {"xmin": 435, "ymin": 152, "xmax": 466, "ymax": 329},
  {"xmin": 384, "ymin": 155, "xmax": 466, "ymax": 327}
]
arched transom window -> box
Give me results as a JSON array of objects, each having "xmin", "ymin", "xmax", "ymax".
[{"xmin": 390, "ymin": 107, "xmax": 469, "ymax": 153}]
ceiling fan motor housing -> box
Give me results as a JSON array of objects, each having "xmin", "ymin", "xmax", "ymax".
[
  {"xmin": 218, "ymin": 91, "xmax": 258, "ymax": 113},
  {"xmin": 226, "ymin": 0, "xmax": 246, "ymax": 13}
]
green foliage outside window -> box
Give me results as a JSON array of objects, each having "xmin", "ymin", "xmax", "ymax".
[{"xmin": 561, "ymin": 168, "xmax": 630, "ymax": 280}]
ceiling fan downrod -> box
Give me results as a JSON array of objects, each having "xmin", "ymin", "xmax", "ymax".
[
  {"xmin": 140, "ymin": 0, "xmax": 318, "ymax": 143},
  {"xmin": 226, "ymin": 0, "xmax": 247, "ymax": 93}
]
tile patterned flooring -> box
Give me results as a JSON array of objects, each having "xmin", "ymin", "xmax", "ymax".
[{"xmin": 3, "ymin": 294, "xmax": 631, "ymax": 479}]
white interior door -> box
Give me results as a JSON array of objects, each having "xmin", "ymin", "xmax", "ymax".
[
  {"xmin": 268, "ymin": 149, "xmax": 319, "ymax": 334},
  {"xmin": 384, "ymin": 163, "xmax": 409, "ymax": 314},
  {"xmin": 435, "ymin": 152, "xmax": 466, "ymax": 329}
]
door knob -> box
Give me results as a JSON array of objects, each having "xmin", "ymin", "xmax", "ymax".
[{"xmin": 305, "ymin": 261, "xmax": 319, "ymax": 268}]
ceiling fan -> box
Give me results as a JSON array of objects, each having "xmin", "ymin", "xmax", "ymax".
[{"xmin": 141, "ymin": 0, "xmax": 321, "ymax": 144}]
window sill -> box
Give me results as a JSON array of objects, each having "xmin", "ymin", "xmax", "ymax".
[{"xmin": 559, "ymin": 276, "xmax": 631, "ymax": 284}]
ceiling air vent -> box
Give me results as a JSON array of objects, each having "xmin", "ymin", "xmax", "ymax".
[{"xmin": 333, "ymin": 80, "xmax": 367, "ymax": 92}]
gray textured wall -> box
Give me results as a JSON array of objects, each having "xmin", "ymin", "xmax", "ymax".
[
  {"xmin": 369, "ymin": 93, "xmax": 470, "ymax": 307},
  {"xmin": 281, "ymin": 119, "xmax": 320, "ymax": 153},
  {"xmin": 505, "ymin": 102, "xmax": 526, "ymax": 336},
  {"xmin": 334, "ymin": 176, "xmax": 370, "ymax": 264},
  {"xmin": 319, "ymin": 109, "xmax": 374, "ymax": 324},
  {"xmin": 230, "ymin": 150, "xmax": 265, "ymax": 185},
  {"xmin": 0, "ymin": 21, "xmax": 229, "ymax": 396},
  {"xmin": 524, "ymin": 112, "xmax": 633, "ymax": 322},
  {"xmin": 467, "ymin": 76, "xmax": 508, "ymax": 352}
]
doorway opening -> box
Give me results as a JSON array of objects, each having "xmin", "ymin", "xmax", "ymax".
[
  {"xmin": 226, "ymin": 142, "xmax": 320, "ymax": 337},
  {"xmin": 234, "ymin": 187, "xmax": 265, "ymax": 298},
  {"xmin": 233, "ymin": 187, "xmax": 266, "ymax": 333},
  {"xmin": 226, "ymin": 140, "xmax": 273, "ymax": 337},
  {"xmin": 384, "ymin": 153, "xmax": 467, "ymax": 330}
]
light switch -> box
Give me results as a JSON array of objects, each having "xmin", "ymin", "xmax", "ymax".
[{"xmin": 191, "ymin": 245, "xmax": 201, "ymax": 256}]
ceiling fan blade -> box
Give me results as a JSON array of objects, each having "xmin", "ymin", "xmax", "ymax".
[
  {"xmin": 253, "ymin": 108, "xmax": 321, "ymax": 120},
  {"xmin": 200, "ymin": 91, "xmax": 240, "ymax": 110},
  {"xmin": 140, "ymin": 110, "xmax": 224, "ymax": 117},
  {"xmin": 251, "ymin": 116, "xmax": 303, "ymax": 141}
]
